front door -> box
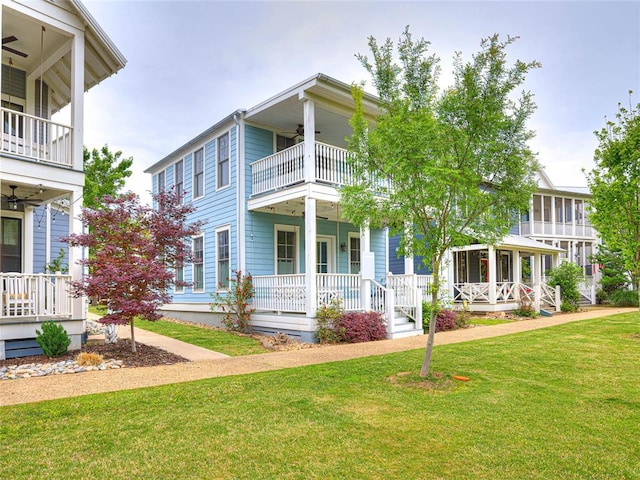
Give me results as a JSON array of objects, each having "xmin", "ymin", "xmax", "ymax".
[
  {"xmin": 316, "ymin": 236, "xmax": 335, "ymax": 273},
  {"xmin": 1, "ymin": 217, "xmax": 22, "ymax": 272}
]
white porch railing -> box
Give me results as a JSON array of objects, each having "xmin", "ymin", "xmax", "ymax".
[
  {"xmin": 316, "ymin": 273, "xmax": 361, "ymax": 310},
  {"xmin": 540, "ymin": 283, "xmax": 561, "ymax": 309},
  {"xmin": 578, "ymin": 280, "xmax": 596, "ymax": 304},
  {"xmin": 0, "ymin": 273, "xmax": 72, "ymax": 318},
  {"xmin": 386, "ymin": 274, "xmax": 422, "ymax": 324},
  {"xmin": 315, "ymin": 142, "xmax": 352, "ymax": 186},
  {"xmin": 1, "ymin": 108, "xmax": 72, "ymax": 167},
  {"xmin": 250, "ymin": 143, "xmax": 304, "ymax": 195},
  {"xmin": 252, "ymin": 274, "xmax": 306, "ymax": 313},
  {"xmin": 454, "ymin": 283, "xmax": 491, "ymax": 303}
]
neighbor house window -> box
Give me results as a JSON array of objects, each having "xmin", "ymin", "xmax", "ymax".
[
  {"xmin": 193, "ymin": 148, "xmax": 204, "ymax": 198},
  {"xmin": 349, "ymin": 235, "xmax": 361, "ymax": 274},
  {"xmin": 275, "ymin": 225, "xmax": 297, "ymax": 274},
  {"xmin": 192, "ymin": 235, "xmax": 204, "ymax": 292},
  {"xmin": 216, "ymin": 227, "xmax": 230, "ymax": 289},
  {"xmin": 217, "ymin": 132, "xmax": 230, "ymax": 189},
  {"xmin": 157, "ymin": 169, "xmax": 165, "ymax": 193},
  {"xmin": 175, "ymin": 159, "xmax": 184, "ymax": 201},
  {"xmin": 174, "ymin": 263, "xmax": 184, "ymax": 294}
]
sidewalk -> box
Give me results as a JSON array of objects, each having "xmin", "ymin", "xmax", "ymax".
[{"xmin": 1, "ymin": 307, "xmax": 636, "ymax": 406}]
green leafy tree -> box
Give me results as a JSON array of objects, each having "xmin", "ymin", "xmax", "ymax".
[
  {"xmin": 591, "ymin": 245, "xmax": 633, "ymax": 297},
  {"xmin": 83, "ymin": 145, "xmax": 133, "ymax": 209},
  {"xmin": 546, "ymin": 262, "xmax": 585, "ymax": 312},
  {"xmin": 343, "ymin": 28, "xmax": 540, "ymax": 376},
  {"xmin": 586, "ymin": 95, "xmax": 640, "ymax": 310}
]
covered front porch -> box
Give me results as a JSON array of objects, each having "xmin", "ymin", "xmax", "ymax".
[{"xmin": 449, "ymin": 235, "xmax": 564, "ymax": 313}]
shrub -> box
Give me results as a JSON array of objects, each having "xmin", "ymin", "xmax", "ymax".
[
  {"xmin": 546, "ymin": 262, "xmax": 585, "ymax": 312},
  {"xmin": 35, "ymin": 321, "xmax": 71, "ymax": 358},
  {"xmin": 512, "ymin": 297, "xmax": 539, "ymax": 318},
  {"xmin": 314, "ymin": 299, "xmax": 344, "ymax": 344},
  {"xmin": 76, "ymin": 352, "xmax": 104, "ymax": 366},
  {"xmin": 608, "ymin": 289, "xmax": 639, "ymax": 307},
  {"xmin": 211, "ymin": 270, "xmax": 255, "ymax": 333},
  {"xmin": 424, "ymin": 309, "xmax": 458, "ymax": 333},
  {"xmin": 334, "ymin": 311, "xmax": 387, "ymax": 343}
]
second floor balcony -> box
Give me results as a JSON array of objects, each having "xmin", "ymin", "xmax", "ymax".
[{"xmin": 1, "ymin": 107, "xmax": 73, "ymax": 167}]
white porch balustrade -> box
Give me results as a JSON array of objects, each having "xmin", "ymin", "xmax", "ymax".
[
  {"xmin": 316, "ymin": 274, "xmax": 361, "ymax": 310},
  {"xmin": 0, "ymin": 274, "xmax": 72, "ymax": 319},
  {"xmin": 1, "ymin": 108, "xmax": 73, "ymax": 167},
  {"xmin": 252, "ymin": 274, "xmax": 306, "ymax": 313}
]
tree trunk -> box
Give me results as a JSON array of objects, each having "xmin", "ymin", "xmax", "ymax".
[
  {"xmin": 420, "ymin": 259, "xmax": 441, "ymax": 377},
  {"xmin": 130, "ymin": 321, "xmax": 137, "ymax": 353}
]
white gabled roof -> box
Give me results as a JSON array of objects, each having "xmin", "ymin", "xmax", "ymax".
[{"xmin": 453, "ymin": 235, "xmax": 565, "ymax": 254}]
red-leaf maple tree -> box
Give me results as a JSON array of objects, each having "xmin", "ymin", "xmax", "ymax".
[{"xmin": 65, "ymin": 189, "xmax": 202, "ymax": 352}]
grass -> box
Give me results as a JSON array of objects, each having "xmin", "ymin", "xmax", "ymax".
[
  {"xmin": 2, "ymin": 313, "xmax": 639, "ymax": 479},
  {"xmin": 88, "ymin": 306, "xmax": 267, "ymax": 356}
]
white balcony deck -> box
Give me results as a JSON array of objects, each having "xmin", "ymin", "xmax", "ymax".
[
  {"xmin": 0, "ymin": 273, "xmax": 72, "ymax": 320},
  {"xmin": 1, "ymin": 108, "xmax": 72, "ymax": 167},
  {"xmin": 251, "ymin": 142, "xmax": 363, "ymax": 196}
]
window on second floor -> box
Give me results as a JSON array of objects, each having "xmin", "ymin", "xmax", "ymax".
[
  {"xmin": 175, "ymin": 159, "xmax": 184, "ymax": 201},
  {"xmin": 193, "ymin": 148, "xmax": 204, "ymax": 199},
  {"xmin": 157, "ymin": 169, "xmax": 165, "ymax": 194},
  {"xmin": 217, "ymin": 132, "xmax": 230, "ymax": 189}
]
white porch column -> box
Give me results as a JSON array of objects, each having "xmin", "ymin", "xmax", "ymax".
[
  {"xmin": 403, "ymin": 224, "xmax": 414, "ymax": 274},
  {"xmin": 360, "ymin": 224, "xmax": 372, "ymax": 311},
  {"xmin": 304, "ymin": 196, "xmax": 317, "ymax": 317},
  {"xmin": 551, "ymin": 196, "xmax": 556, "ymax": 235},
  {"xmin": 529, "ymin": 196, "xmax": 534, "ymax": 235},
  {"xmin": 24, "ymin": 207, "xmax": 34, "ymax": 273},
  {"xmin": 68, "ymin": 186, "xmax": 85, "ymax": 320},
  {"xmin": 302, "ymin": 98, "xmax": 316, "ymax": 184},
  {"xmin": 70, "ymin": 30, "xmax": 85, "ymax": 171},
  {"xmin": 488, "ymin": 245, "xmax": 497, "ymax": 304},
  {"xmin": 571, "ymin": 198, "xmax": 576, "ymax": 237},
  {"xmin": 513, "ymin": 249, "xmax": 522, "ymax": 301},
  {"xmin": 533, "ymin": 252, "xmax": 542, "ymax": 311}
]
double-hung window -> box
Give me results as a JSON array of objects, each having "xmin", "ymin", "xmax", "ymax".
[
  {"xmin": 193, "ymin": 148, "xmax": 204, "ymax": 199},
  {"xmin": 349, "ymin": 235, "xmax": 361, "ymax": 274},
  {"xmin": 192, "ymin": 235, "xmax": 204, "ymax": 292},
  {"xmin": 216, "ymin": 227, "xmax": 230, "ymax": 289},
  {"xmin": 174, "ymin": 262, "xmax": 184, "ymax": 294},
  {"xmin": 275, "ymin": 226, "xmax": 297, "ymax": 274},
  {"xmin": 157, "ymin": 169, "xmax": 165, "ymax": 194},
  {"xmin": 175, "ymin": 159, "xmax": 184, "ymax": 201},
  {"xmin": 217, "ymin": 132, "xmax": 230, "ymax": 189}
]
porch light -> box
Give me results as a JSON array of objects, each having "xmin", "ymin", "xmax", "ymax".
[
  {"xmin": 11, "ymin": 201, "xmax": 18, "ymax": 211},
  {"xmin": 340, "ymin": 242, "xmax": 347, "ymax": 252}
]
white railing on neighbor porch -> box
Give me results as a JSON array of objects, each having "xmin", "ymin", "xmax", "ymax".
[
  {"xmin": 0, "ymin": 273, "xmax": 72, "ymax": 318},
  {"xmin": 1, "ymin": 108, "xmax": 72, "ymax": 167},
  {"xmin": 386, "ymin": 274, "xmax": 422, "ymax": 323}
]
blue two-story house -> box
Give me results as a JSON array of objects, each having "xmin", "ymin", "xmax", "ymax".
[{"xmin": 146, "ymin": 74, "xmax": 425, "ymax": 341}]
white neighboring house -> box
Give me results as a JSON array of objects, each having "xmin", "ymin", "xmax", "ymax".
[{"xmin": 0, "ymin": 0, "xmax": 125, "ymax": 359}]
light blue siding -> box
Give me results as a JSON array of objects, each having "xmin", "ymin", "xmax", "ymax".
[{"xmin": 32, "ymin": 206, "xmax": 69, "ymax": 273}]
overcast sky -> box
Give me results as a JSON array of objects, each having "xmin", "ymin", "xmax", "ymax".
[{"xmin": 80, "ymin": 0, "xmax": 640, "ymax": 202}]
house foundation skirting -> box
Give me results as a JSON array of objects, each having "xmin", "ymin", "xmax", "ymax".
[{"xmin": 0, "ymin": 317, "xmax": 84, "ymax": 360}]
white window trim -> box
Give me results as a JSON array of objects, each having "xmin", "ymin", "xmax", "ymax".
[
  {"xmin": 216, "ymin": 131, "xmax": 231, "ymax": 192},
  {"xmin": 316, "ymin": 235, "xmax": 336, "ymax": 273},
  {"xmin": 192, "ymin": 233, "xmax": 205, "ymax": 293},
  {"xmin": 348, "ymin": 232, "xmax": 361, "ymax": 274},
  {"xmin": 192, "ymin": 147, "xmax": 205, "ymax": 200},
  {"xmin": 215, "ymin": 225, "xmax": 231, "ymax": 292},
  {"xmin": 174, "ymin": 264, "xmax": 184, "ymax": 294},
  {"xmin": 174, "ymin": 159, "xmax": 184, "ymax": 202},
  {"xmin": 157, "ymin": 169, "xmax": 166, "ymax": 194},
  {"xmin": 274, "ymin": 224, "xmax": 299, "ymax": 274}
]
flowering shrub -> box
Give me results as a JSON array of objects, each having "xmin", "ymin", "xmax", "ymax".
[
  {"xmin": 334, "ymin": 311, "xmax": 387, "ymax": 343},
  {"xmin": 211, "ymin": 270, "xmax": 255, "ymax": 333},
  {"xmin": 314, "ymin": 299, "xmax": 344, "ymax": 343}
]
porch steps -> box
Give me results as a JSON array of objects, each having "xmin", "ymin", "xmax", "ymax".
[{"xmin": 389, "ymin": 315, "xmax": 424, "ymax": 339}]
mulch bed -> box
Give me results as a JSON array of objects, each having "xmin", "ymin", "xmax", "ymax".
[{"xmin": 0, "ymin": 340, "xmax": 189, "ymax": 368}]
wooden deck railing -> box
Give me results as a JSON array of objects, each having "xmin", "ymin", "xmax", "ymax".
[
  {"xmin": 1, "ymin": 107, "xmax": 72, "ymax": 167},
  {"xmin": 0, "ymin": 273, "xmax": 72, "ymax": 318}
]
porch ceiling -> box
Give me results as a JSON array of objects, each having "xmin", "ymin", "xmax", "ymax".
[
  {"xmin": 0, "ymin": 180, "xmax": 70, "ymax": 207},
  {"xmin": 250, "ymin": 197, "xmax": 348, "ymax": 223}
]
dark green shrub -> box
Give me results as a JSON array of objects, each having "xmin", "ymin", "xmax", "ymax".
[
  {"xmin": 36, "ymin": 321, "xmax": 71, "ymax": 357},
  {"xmin": 546, "ymin": 262, "xmax": 585, "ymax": 312},
  {"xmin": 608, "ymin": 289, "xmax": 639, "ymax": 307}
]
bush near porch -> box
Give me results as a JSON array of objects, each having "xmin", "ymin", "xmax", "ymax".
[{"xmin": 315, "ymin": 301, "xmax": 387, "ymax": 343}]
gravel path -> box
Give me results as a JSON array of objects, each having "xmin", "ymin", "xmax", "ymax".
[{"xmin": 1, "ymin": 307, "xmax": 636, "ymax": 406}]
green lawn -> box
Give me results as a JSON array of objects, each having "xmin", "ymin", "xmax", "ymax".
[
  {"xmin": 88, "ymin": 306, "xmax": 267, "ymax": 356},
  {"xmin": 2, "ymin": 313, "xmax": 639, "ymax": 479},
  {"xmin": 470, "ymin": 317, "xmax": 514, "ymax": 326}
]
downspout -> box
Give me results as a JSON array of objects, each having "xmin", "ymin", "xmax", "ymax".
[{"xmin": 234, "ymin": 111, "xmax": 246, "ymax": 273}]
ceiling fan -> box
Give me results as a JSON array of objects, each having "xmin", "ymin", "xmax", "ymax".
[
  {"xmin": 2, "ymin": 36, "xmax": 28, "ymax": 58},
  {"xmin": 2, "ymin": 185, "xmax": 43, "ymax": 210},
  {"xmin": 282, "ymin": 124, "xmax": 321, "ymax": 140}
]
